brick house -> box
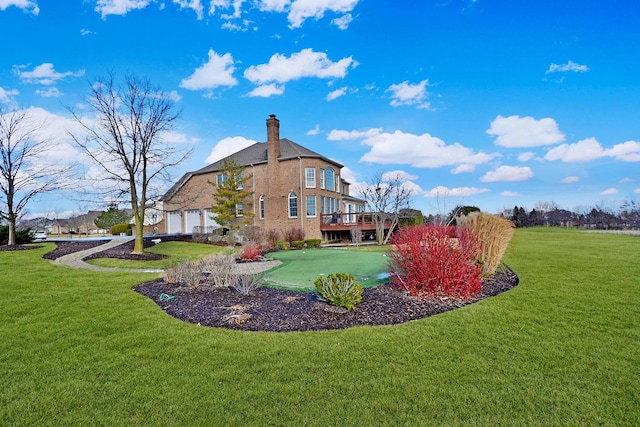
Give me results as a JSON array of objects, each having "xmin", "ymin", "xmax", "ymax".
[{"xmin": 160, "ymin": 115, "xmax": 366, "ymax": 242}]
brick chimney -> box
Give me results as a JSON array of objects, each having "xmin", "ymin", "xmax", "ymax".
[{"xmin": 266, "ymin": 114, "xmax": 280, "ymax": 161}]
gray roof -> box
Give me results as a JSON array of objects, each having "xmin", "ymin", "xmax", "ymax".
[{"xmin": 163, "ymin": 138, "xmax": 344, "ymax": 201}]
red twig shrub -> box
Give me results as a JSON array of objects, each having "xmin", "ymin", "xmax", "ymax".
[
  {"xmin": 389, "ymin": 224, "xmax": 483, "ymax": 301},
  {"xmin": 242, "ymin": 243, "xmax": 262, "ymax": 261}
]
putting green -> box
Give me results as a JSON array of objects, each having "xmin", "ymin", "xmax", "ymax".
[{"xmin": 264, "ymin": 248, "xmax": 391, "ymax": 291}]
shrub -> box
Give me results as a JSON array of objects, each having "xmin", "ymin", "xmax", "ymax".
[
  {"xmin": 177, "ymin": 260, "xmax": 205, "ymax": 289},
  {"xmin": 264, "ymin": 229, "xmax": 281, "ymax": 251},
  {"xmin": 275, "ymin": 240, "xmax": 290, "ymax": 250},
  {"xmin": 389, "ymin": 224, "xmax": 482, "ymax": 301},
  {"xmin": 305, "ymin": 238, "xmax": 321, "ymax": 248},
  {"xmin": 0, "ymin": 226, "xmax": 34, "ymax": 245},
  {"xmin": 315, "ymin": 273, "xmax": 363, "ymax": 310},
  {"xmin": 232, "ymin": 273, "xmax": 265, "ymax": 295},
  {"xmin": 283, "ymin": 226, "xmax": 304, "ymax": 244},
  {"xmin": 110, "ymin": 223, "xmax": 132, "ymax": 236},
  {"xmin": 242, "ymin": 242, "xmax": 262, "ymax": 261},
  {"xmin": 163, "ymin": 266, "xmax": 182, "ymax": 284},
  {"xmin": 201, "ymin": 254, "xmax": 235, "ymax": 287},
  {"xmin": 291, "ymin": 240, "xmax": 305, "ymax": 249},
  {"xmin": 458, "ymin": 212, "xmax": 516, "ymax": 275}
]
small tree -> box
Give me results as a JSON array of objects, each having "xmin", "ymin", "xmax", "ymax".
[
  {"xmin": 357, "ymin": 171, "xmax": 414, "ymax": 245},
  {"xmin": 94, "ymin": 204, "xmax": 131, "ymax": 231},
  {"xmin": 0, "ymin": 108, "xmax": 71, "ymax": 246},
  {"xmin": 209, "ymin": 159, "xmax": 253, "ymax": 231}
]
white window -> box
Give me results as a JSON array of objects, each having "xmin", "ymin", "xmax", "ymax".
[
  {"xmin": 216, "ymin": 173, "xmax": 227, "ymax": 186},
  {"xmin": 288, "ymin": 192, "xmax": 298, "ymax": 218},
  {"xmin": 306, "ymin": 195, "xmax": 316, "ymax": 217},
  {"xmin": 259, "ymin": 194, "xmax": 265, "ymax": 220},
  {"xmin": 235, "ymin": 172, "xmax": 244, "ymax": 190},
  {"xmin": 305, "ymin": 167, "xmax": 316, "ymax": 188},
  {"xmin": 320, "ymin": 169, "xmax": 325, "ymax": 189},
  {"xmin": 236, "ymin": 203, "xmax": 244, "ymax": 217}
]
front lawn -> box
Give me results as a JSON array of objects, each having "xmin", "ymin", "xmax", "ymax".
[{"xmin": 1, "ymin": 229, "xmax": 638, "ymax": 425}]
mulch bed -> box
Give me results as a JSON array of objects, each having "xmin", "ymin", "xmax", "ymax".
[{"xmin": 134, "ymin": 267, "xmax": 519, "ymax": 332}]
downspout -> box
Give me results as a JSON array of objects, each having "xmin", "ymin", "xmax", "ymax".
[
  {"xmin": 299, "ymin": 156, "xmax": 303, "ymax": 231},
  {"xmin": 251, "ymin": 164, "xmax": 256, "ymax": 226}
]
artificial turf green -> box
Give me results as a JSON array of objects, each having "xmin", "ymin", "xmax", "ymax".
[
  {"xmin": 265, "ymin": 247, "xmax": 390, "ymax": 290},
  {"xmin": 1, "ymin": 229, "xmax": 639, "ymax": 426}
]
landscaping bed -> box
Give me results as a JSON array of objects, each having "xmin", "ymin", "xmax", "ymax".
[{"xmin": 134, "ymin": 266, "xmax": 518, "ymax": 332}]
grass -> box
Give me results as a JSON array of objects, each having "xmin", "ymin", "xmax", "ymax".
[
  {"xmin": 1, "ymin": 228, "xmax": 639, "ymax": 426},
  {"xmin": 265, "ymin": 247, "xmax": 390, "ymax": 290},
  {"xmin": 85, "ymin": 241, "xmax": 231, "ymax": 269}
]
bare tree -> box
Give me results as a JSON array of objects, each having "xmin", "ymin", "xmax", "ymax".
[
  {"xmin": 69, "ymin": 73, "xmax": 190, "ymax": 254},
  {"xmin": 357, "ymin": 171, "xmax": 415, "ymax": 245},
  {"xmin": 0, "ymin": 109, "xmax": 71, "ymax": 246}
]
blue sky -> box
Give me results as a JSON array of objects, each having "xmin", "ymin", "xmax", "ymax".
[{"xmin": 1, "ymin": 0, "xmax": 639, "ymax": 219}]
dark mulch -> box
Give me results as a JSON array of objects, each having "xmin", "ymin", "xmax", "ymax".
[
  {"xmin": 0, "ymin": 244, "xmax": 43, "ymax": 251},
  {"xmin": 42, "ymin": 240, "xmax": 109, "ymax": 260},
  {"xmin": 134, "ymin": 267, "xmax": 519, "ymax": 332}
]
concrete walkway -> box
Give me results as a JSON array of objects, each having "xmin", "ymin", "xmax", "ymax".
[
  {"xmin": 52, "ymin": 237, "xmax": 164, "ymax": 273},
  {"xmin": 52, "ymin": 237, "xmax": 281, "ymax": 275}
]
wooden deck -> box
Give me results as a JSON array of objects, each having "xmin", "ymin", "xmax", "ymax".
[{"xmin": 319, "ymin": 212, "xmax": 391, "ymax": 232}]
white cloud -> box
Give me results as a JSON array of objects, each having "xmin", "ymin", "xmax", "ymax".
[
  {"xmin": 0, "ymin": 86, "xmax": 19, "ymax": 105},
  {"xmin": 326, "ymin": 86, "xmax": 347, "ymax": 101},
  {"xmin": 16, "ymin": 63, "xmax": 85, "ymax": 85},
  {"xmin": 357, "ymin": 130, "xmax": 497, "ymax": 168},
  {"xmin": 387, "ymin": 79, "xmax": 430, "ymax": 109},
  {"xmin": 487, "ymin": 115, "xmax": 565, "ymax": 148},
  {"xmin": 339, "ymin": 165, "xmax": 357, "ymax": 184},
  {"xmin": 600, "ymin": 187, "xmax": 618, "ymax": 196},
  {"xmin": 606, "ymin": 140, "xmax": 640, "ymax": 162},
  {"xmin": 94, "ymin": 0, "xmax": 153, "ymax": 19},
  {"xmin": 245, "ymin": 83, "xmax": 285, "ymax": 98},
  {"xmin": 481, "ymin": 165, "xmax": 534, "ymax": 182},
  {"xmin": 180, "ymin": 50, "xmax": 238, "ymax": 91},
  {"xmin": 205, "ymin": 136, "xmax": 257, "ymax": 163},
  {"xmin": 258, "ymin": 0, "xmax": 289, "ymax": 12},
  {"xmin": 544, "ymin": 137, "xmax": 604, "ymax": 163},
  {"xmin": 562, "ymin": 176, "xmax": 580, "ymax": 184},
  {"xmin": 501, "ymin": 191, "xmax": 519, "ymax": 197},
  {"xmin": 381, "ymin": 170, "xmax": 418, "ymax": 182},
  {"xmin": 0, "ymin": 0, "xmax": 39, "ymax": 14},
  {"xmin": 331, "ymin": 13, "xmax": 352, "ymax": 29},
  {"xmin": 221, "ymin": 19, "xmax": 255, "ymax": 31},
  {"xmin": 327, "ymin": 128, "xmax": 381, "ymax": 140},
  {"xmin": 545, "ymin": 138, "xmax": 640, "ymax": 163},
  {"xmin": 424, "ymin": 186, "xmax": 490, "ymax": 198},
  {"xmin": 160, "ymin": 130, "xmax": 199, "ymax": 144},
  {"xmin": 80, "ymin": 28, "xmax": 95, "ymax": 36},
  {"xmin": 174, "ymin": 0, "xmax": 204, "ymax": 19},
  {"xmin": 244, "ymin": 48, "xmax": 356, "ymax": 85},
  {"xmin": 287, "ymin": 0, "xmax": 359, "ymax": 28},
  {"xmin": 518, "ymin": 151, "xmax": 536, "ymax": 162},
  {"xmin": 210, "ymin": 0, "xmax": 245, "ymax": 19},
  {"xmin": 307, "ymin": 124, "xmax": 321, "ymax": 135},
  {"xmin": 451, "ymin": 164, "xmax": 475, "ymax": 174},
  {"xmin": 635, "ymin": 188, "xmax": 640, "ymax": 194},
  {"xmin": 546, "ymin": 60, "xmax": 589, "ymax": 74},
  {"xmin": 35, "ymin": 87, "xmax": 63, "ymax": 98}
]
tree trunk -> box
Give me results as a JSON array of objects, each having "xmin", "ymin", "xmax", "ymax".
[
  {"xmin": 7, "ymin": 218, "xmax": 16, "ymax": 246},
  {"xmin": 132, "ymin": 213, "xmax": 145, "ymax": 254}
]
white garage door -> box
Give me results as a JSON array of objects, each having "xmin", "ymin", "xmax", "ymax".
[
  {"xmin": 204, "ymin": 209, "xmax": 221, "ymax": 232},
  {"xmin": 185, "ymin": 209, "xmax": 201, "ymax": 234},
  {"xmin": 167, "ymin": 211, "xmax": 182, "ymax": 234}
]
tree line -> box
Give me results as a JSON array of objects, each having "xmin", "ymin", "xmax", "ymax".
[{"xmin": 506, "ymin": 201, "xmax": 640, "ymax": 229}]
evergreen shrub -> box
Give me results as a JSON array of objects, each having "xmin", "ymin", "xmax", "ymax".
[{"xmin": 315, "ymin": 273, "xmax": 363, "ymax": 310}]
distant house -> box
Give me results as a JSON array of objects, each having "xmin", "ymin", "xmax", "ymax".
[{"xmin": 160, "ymin": 115, "xmax": 366, "ymax": 242}]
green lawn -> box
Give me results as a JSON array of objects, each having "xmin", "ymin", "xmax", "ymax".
[
  {"xmin": 265, "ymin": 247, "xmax": 390, "ymax": 290},
  {"xmin": 1, "ymin": 228, "xmax": 639, "ymax": 426}
]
